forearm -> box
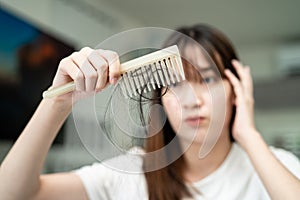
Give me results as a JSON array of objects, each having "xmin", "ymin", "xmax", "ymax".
[
  {"xmin": 243, "ymin": 130, "xmax": 300, "ymax": 200},
  {"xmin": 0, "ymin": 98, "xmax": 72, "ymax": 199}
]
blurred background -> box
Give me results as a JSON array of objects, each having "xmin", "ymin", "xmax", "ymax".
[{"xmin": 0, "ymin": 0, "xmax": 300, "ymax": 173}]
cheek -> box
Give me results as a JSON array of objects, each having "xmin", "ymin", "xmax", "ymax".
[
  {"xmin": 224, "ymin": 84, "xmax": 234, "ymax": 125},
  {"xmin": 162, "ymin": 95, "xmax": 182, "ymax": 130},
  {"xmin": 208, "ymin": 81, "xmax": 234, "ymax": 131},
  {"xmin": 224, "ymin": 89, "xmax": 234, "ymax": 126},
  {"xmin": 223, "ymin": 81, "xmax": 234, "ymax": 118}
]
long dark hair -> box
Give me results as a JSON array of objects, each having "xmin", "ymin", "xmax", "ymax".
[{"xmin": 143, "ymin": 24, "xmax": 240, "ymax": 200}]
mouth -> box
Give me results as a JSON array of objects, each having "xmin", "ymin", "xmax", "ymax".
[{"xmin": 185, "ymin": 116, "xmax": 206, "ymax": 127}]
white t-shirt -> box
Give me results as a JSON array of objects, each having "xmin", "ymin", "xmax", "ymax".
[{"xmin": 74, "ymin": 143, "xmax": 300, "ymax": 200}]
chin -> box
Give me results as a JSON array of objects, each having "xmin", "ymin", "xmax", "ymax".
[
  {"xmin": 178, "ymin": 128, "xmax": 227, "ymax": 150},
  {"xmin": 177, "ymin": 130, "xmax": 208, "ymax": 146}
]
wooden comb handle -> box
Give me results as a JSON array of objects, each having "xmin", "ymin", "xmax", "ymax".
[{"xmin": 42, "ymin": 81, "xmax": 76, "ymax": 98}]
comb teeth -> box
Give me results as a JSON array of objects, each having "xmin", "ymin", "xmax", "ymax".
[{"xmin": 119, "ymin": 55, "xmax": 185, "ymax": 98}]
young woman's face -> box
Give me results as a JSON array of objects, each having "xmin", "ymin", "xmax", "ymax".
[{"xmin": 161, "ymin": 46, "xmax": 234, "ymax": 145}]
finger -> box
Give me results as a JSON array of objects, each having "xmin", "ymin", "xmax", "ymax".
[
  {"xmin": 233, "ymin": 61, "xmax": 254, "ymax": 98},
  {"xmin": 81, "ymin": 47, "xmax": 109, "ymax": 91},
  {"xmin": 97, "ymin": 49, "xmax": 121, "ymax": 84},
  {"xmin": 232, "ymin": 60, "xmax": 255, "ymax": 100},
  {"xmin": 243, "ymin": 66, "xmax": 253, "ymax": 95},
  {"xmin": 57, "ymin": 57, "xmax": 85, "ymax": 91},
  {"xmin": 71, "ymin": 51, "xmax": 97, "ymax": 92},
  {"xmin": 224, "ymin": 69, "xmax": 243, "ymax": 101},
  {"xmin": 80, "ymin": 47, "xmax": 93, "ymax": 55},
  {"xmin": 231, "ymin": 60, "xmax": 248, "ymax": 87},
  {"xmin": 86, "ymin": 50, "xmax": 109, "ymax": 91}
]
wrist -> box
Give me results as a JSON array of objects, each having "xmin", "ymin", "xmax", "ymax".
[
  {"xmin": 41, "ymin": 97, "xmax": 72, "ymax": 114},
  {"xmin": 236, "ymin": 128, "xmax": 262, "ymax": 151}
]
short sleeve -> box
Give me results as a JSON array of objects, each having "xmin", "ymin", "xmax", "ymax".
[
  {"xmin": 74, "ymin": 162, "xmax": 115, "ymax": 200},
  {"xmin": 270, "ymin": 147, "xmax": 300, "ymax": 179},
  {"xmin": 73, "ymin": 148, "xmax": 146, "ymax": 200}
]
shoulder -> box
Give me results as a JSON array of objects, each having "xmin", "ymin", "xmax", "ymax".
[
  {"xmin": 270, "ymin": 146, "xmax": 300, "ymax": 162},
  {"xmin": 269, "ymin": 146, "xmax": 300, "ymax": 178},
  {"xmin": 233, "ymin": 144, "xmax": 300, "ymax": 177},
  {"xmin": 229, "ymin": 144, "xmax": 300, "ymax": 177},
  {"xmin": 223, "ymin": 144, "xmax": 300, "ymax": 198}
]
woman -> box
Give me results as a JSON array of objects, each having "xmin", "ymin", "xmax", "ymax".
[{"xmin": 0, "ymin": 24, "xmax": 299, "ymax": 200}]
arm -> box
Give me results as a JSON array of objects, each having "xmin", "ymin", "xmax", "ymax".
[
  {"xmin": 0, "ymin": 99, "xmax": 88, "ymax": 200},
  {"xmin": 225, "ymin": 60, "xmax": 300, "ymax": 200},
  {"xmin": 0, "ymin": 47, "xmax": 120, "ymax": 200},
  {"xmin": 243, "ymin": 130, "xmax": 300, "ymax": 200}
]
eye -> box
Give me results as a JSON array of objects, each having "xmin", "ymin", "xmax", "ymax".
[
  {"xmin": 169, "ymin": 82, "xmax": 178, "ymax": 88},
  {"xmin": 202, "ymin": 76, "xmax": 217, "ymax": 84}
]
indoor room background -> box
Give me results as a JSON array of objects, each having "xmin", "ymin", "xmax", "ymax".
[{"xmin": 0, "ymin": 0, "xmax": 300, "ymax": 173}]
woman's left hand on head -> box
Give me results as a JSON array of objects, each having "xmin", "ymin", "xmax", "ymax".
[{"xmin": 224, "ymin": 60, "xmax": 258, "ymax": 147}]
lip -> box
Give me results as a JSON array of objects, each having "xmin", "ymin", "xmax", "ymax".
[{"xmin": 185, "ymin": 116, "xmax": 206, "ymax": 126}]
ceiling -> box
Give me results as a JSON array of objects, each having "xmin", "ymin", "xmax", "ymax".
[{"xmin": 101, "ymin": 0, "xmax": 300, "ymax": 46}]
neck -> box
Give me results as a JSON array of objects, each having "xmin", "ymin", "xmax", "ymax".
[{"xmin": 181, "ymin": 132, "xmax": 232, "ymax": 183}]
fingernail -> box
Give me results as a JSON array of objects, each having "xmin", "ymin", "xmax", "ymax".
[{"xmin": 110, "ymin": 77, "xmax": 117, "ymax": 84}]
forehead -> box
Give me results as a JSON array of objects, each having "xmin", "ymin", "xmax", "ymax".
[
  {"xmin": 182, "ymin": 44, "xmax": 211, "ymax": 69},
  {"xmin": 180, "ymin": 44, "xmax": 219, "ymax": 82}
]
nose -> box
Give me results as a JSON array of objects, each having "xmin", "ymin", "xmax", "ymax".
[{"xmin": 182, "ymin": 83, "xmax": 204, "ymax": 109}]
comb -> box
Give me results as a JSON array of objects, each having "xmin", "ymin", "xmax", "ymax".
[{"xmin": 42, "ymin": 45, "xmax": 185, "ymax": 98}]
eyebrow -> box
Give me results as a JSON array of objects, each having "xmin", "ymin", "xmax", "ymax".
[{"xmin": 198, "ymin": 67, "xmax": 216, "ymax": 73}]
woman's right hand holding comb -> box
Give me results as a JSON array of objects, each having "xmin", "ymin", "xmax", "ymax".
[{"xmin": 51, "ymin": 47, "xmax": 121, "ymax": 105}]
